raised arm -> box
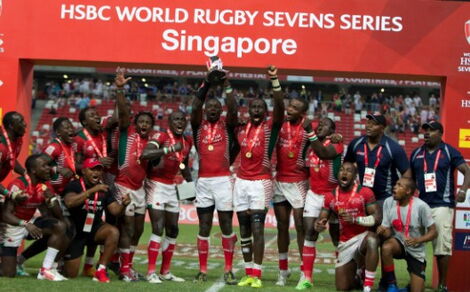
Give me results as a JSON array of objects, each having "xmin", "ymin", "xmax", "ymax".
[
  {"xmin": 191, "ymin": 80, "xmax": 211, "ymax": 130},
  {"xmin": 115, "ymin": 67, "xmax": 132, "ymax": 130},
  {"xmin": 224, "ymin": 79, "xmax": 238, "ymax": 128},
  {"xmin": 268, "ymin": 66, "xmax": 285, "ymax": 126},
  {"xmin": 303, "ymin": 120, "xmax": 340, "ymax": 160}
]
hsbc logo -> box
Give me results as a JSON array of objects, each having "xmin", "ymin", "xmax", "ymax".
[{"xmin": 462, "ymin": 100, "xmax": 470, "ymax": 108}]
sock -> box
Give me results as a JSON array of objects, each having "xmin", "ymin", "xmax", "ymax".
[
  {"xmin": 364, "ymin": 270, "xmax": 376, "ymax": 287},
  {"xmin": 147, "ymin": 234, "xmax": 161, "ymax": 275},
  {"xmin": 160, "ymin": 237, "xmax": 176, "ymax": 275},
  {"xmin": 22, "ymin": 237, "xmax": 47, "ymax": 260},
  {"xmin": 110, "ymin": 252, "xmax": 120, "ymax": 263},
  {"xmin": 97, "ymin": 264, "xmax": 106, "ymax": 271},
  {"xmin": 129, "ymin": 245, "xmax": 136, "ymax": 269},
  {"xmin": 279, "ymin": 252, "xmax": 288, "ymax": 271},
  {"xmin": 84, "ymin": 256, "xmax": 94, "ymax": 270},
  {"xmin": 17, "ymin": 254, "xmax": 26, "ymax": 265},
  {"xmin": 244, "ymin": 261, "xmax": 253, "ymax": 276},
  {"xmin": 383, "ymin": 265, "xmax": 396, "ymax": 284},
  {"xmin": 119, "ymin": 248, "xmax": 131, "ymax": 274},
  {"xmin": 42, "ymin": 247, "xmax": 59, "ymax": 270},
  {"xmin": 197, "ymin": 235, "xmax": 209, "ymax": 273},
  {"xmin": 302, "ymin": 240, "xmax": 316, "ymax": 281},
  {"xmin": 252, "ymin": 263, "xmax": 262, "ymax": 279},
  {"xmin": 221, "ymin": 233, "xmax": 236, "ymax": 272}
]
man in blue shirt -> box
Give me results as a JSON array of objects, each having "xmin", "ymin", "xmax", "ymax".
[
  {"xmin": 344, "ymin": 114, "xmax": 411, "ymax": 207},
  {"xmin": 410, "ymin": 121, "xmax": 470, "ymax": 292}
]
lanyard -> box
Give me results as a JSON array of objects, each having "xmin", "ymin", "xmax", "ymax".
[
  {"xmin": 1, "ymin": 126, "xmax": 16, "ymax": 168},
  {"xmin": 136, "ymin": 134, "xmax": 142, "ymax": 162},
  {"xmin": 286, "ymin": 118, "xmax": 304, "ymax": 151},
  {"xmin": 245, "ymin": 122, "xmax": 263, "ymax": 154},
  {"xmin": 24, "ymin": 174, "xmax": 47, "ymax": 198},
  {"xmin": 83, "ymin": 129, "xmax": 107, "ymax": 158},
  {"xmin": 207, "ymin": 121, "xmax": 219, "ymax": 145},
  {"xmin": 396, "ymin": 197, "xmax": 413, "ymax": 237},
  {"xmin": 55, "ymin": 138, "xmax": 76, "ymax": 174},
  {"xmin": 80, "ymin": 178, "xmax": 99, "ymax": 213},
  {"xmin": 167, "ymin": 131, "xmax": 185, "ymax": 163},
  {"xmin": 364, "ymin": 144, "xmax": 383, "ymax": 168},
  {"xmin": 423, "ymin": 149, "xmax": 441, "ymax": 173}
]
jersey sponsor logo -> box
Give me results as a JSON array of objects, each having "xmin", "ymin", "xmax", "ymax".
[{"xmin": 45, "ymin": 145, "xmax": 55, "ymax": 156}]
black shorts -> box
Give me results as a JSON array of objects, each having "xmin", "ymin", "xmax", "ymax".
[
  {"xmin": 395, "ymin": 239, "xmax": 427, "ymax": 280},
  {"xmin": 64, "ymin": 221, "xmax": 104, "ymax": 260}
]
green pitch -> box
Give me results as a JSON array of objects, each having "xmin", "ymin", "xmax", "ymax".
[{"xmin": 0, "ymin": 223, "xmax": 435, "ymax": 291}]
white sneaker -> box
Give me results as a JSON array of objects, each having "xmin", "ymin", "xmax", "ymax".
[
  {"xmin": 37, "ymin": 268, "xmax": 65, "ymax": 281},
  {"xmin": 147, "ymin": 273, "xmax": 162, "ymax": 284},
  {"xmin": 52, "ymin": 269, "xmax": 68, "ymax": 281},
  {"xmin": 275, "ymin": 269, "xmax": 291, "ymax": 286},
  {"xmin": 159, "ymin": 272, "xmax": 185, "ymax": 282},
  {"xmin": 363, "ymin": 286, "xmax": 372, "ymax": 292}
]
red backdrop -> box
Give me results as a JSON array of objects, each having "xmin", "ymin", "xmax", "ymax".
[{"xmin": 1, "ymin": 0, "xmax": 470, "ymax": 289}]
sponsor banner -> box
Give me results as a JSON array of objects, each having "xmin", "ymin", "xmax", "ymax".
[
  {"xmin": 459, "ymin": 129, "xmax": 470, "ymax": 148},
  {"xmin": 455, "ymin": 210, "xmax": 470, "ymax": 230},
  {"xmin": 454, "ymin": 232, "xmax": 470, "ymax": 251}
]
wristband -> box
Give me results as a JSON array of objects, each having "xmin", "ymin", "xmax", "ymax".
[
  {"xmin": 225, "ymin": 87, "xmax": 233, "ymax": 94},
  {"xmin": 18, "ymin": 220, "xmax": 26, "ymax": 227},
  {"xmin": 2, "ymin": 188, "xmax": 9, "ymax": 196},
  {"xmin": 48, "ymin": 196, "xmax": 58, "ymax": 207},
  {"xmin": 270, "ymin": 78, "xmax": 281, "ymax": 92},
  {"xmin": 355, "ymin": 215, "xmax": 376, "ymax": 227},
  {"xmin": 163, "ymin": 147, "xmax": 169, "ymax": 155},
  {"xmin": 116, "ymin": 88, "xmax": 126, "ymax": 94}
]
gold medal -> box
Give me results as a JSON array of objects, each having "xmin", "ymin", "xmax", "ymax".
[
  {"xmin": 314, "ymin": 167, "xmax": 320, "ymax": 172},
  {"xmin": 179, "ymin": 163, "xmax": 186, "ymax": 170},
  {"xmin": 245, "ymin": 152, "xmax": 252, "ymax": 159},
  {"xmin": 208, "ymin": 145, "xmax": 214, "ymax": 151},
  {"xmin": 137, "ymin": 159, "xmax": 141, "ymax": 165},
  {"xmin": 288, "ymin": 151, "xmax": 294, "ymax": 159}
]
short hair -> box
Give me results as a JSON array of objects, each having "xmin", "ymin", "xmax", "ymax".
[
  {"xmin": 401, "ymin": 177, "xmax": 417, "ymax": 195},
  {"xmin": 169, "ymin": 111, "xmax": 186, "ymax": 121},
  {"xmin": 52, "ymin": 117, "xmax": 71, "ymax": 133},
  {"xmin": 134, "ymin": 111, "xmax": 155, "ymax": 127},
  {"xmin": 2, "ymin": 111, "xmax": 22, "ymax": 129},
  {"xmin": 291, "ymin": 97, "xmax": 308, "ymax": 113},
  {"xmin": 205, "ymin": 97, "xmax": 222, "ymax": 107},
  {"xmin": 78, "ymin": 107, "xmax": 96, "ymax": 126},
  {"xmin": 25, "ymin": 153, "xmax": 49, "ymax": 173},
  {"xmin": 323, "ymin": 117, "xmax": 336, "ymax": 131},
  {"xmin": 249, "ymin": 98, "xmax": 268, "ymax": 110}
]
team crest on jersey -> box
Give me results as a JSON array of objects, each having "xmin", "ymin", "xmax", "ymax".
[
  {"xmin": 87, "ymin": 145, "xmax": 94, "ymax": 152},
  {"xmin": 45, "ymin": 145, "xmax": 55, "ymax": 156}
]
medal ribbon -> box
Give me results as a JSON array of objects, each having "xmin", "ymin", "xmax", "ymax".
[
  {"xmin": 286, "ymin": 118, "xmax": 304, "ymax": 153},
  {"xmin": 167, "ymin": 131, "xmax": 185, "ymax": 164},
  {"xmin": 207, "ymin": 121, "xmax": 219, "ymax": 146},
  {"xmin": 396, "ymin": 197, "xmax": 413, "ymax": 237},
  {"xmin": 83, "ymin": 129, "xmax": 107, "ymax": 158},
  {"xmin": 364, "ymin": 144, "xmax": 383, "ymax": 168},
  {"xmin": 423, "ymin": 149, "xmax": 441, "ymax": 173},
  {"xmin": 1, "ymin": 126, "xmax": 16, "ymax": 168},
  {"xmin": 136, "ymin": 134, "xmax": 142, "ymax": 162},
  {"xmin": 245, "ymin": 122, "xmax": 263, "ymax": 156},
  {"xmin": 80, "ymin": 178, "xmax": 99, "ymax": 213},
  {"xmin": 335, "ymin": 184, "xmax": 358, "ymax": 208},
  {"xmin": 309, "ymin": 139, "xmax": 331, "ymax": 167},
  {"xmin": 56, "ymin": 138, "xmax": 77, "ymax": 174}
]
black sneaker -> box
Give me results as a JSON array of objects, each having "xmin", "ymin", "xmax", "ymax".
[
  {"xmin": 224, "ymin": 271, "xmax": 237, "ymax": 285},
  {"xmin": 107, "ymin": 262, "xmax": 120, "ymax": 276},
  {"xmin": 193, "ymin": 272, "xmax": 207, "ymax": 283}
]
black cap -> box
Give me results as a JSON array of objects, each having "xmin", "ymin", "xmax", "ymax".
[
  {"xmin": 422, "ymin": 121, "xmax": 443, "ymax": 133},
  {"xmin": 366, "ymin": 114, "xmax": 386, "ymax": 127}
]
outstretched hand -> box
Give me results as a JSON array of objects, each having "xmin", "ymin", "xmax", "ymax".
[{"xmin": 115, "ymin": 67, "xmax": 132, "ymax": 88}]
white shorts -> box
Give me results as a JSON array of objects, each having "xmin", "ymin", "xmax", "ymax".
[
  {"xmin": 195, "ymin": 176, "xmax": 233, "ymax": 211},
  {"xmin": 336, "ymin": 231, "xmax": 368, "ymax": 267},
  {"xmin": 116, "ymin": 183, "xmax": 146, "ymax": 216},
  {"xmin": 145, "ymin": 180, "xmax": 179, "ymax": 213},
  {"xmin": 272, "ymin": 180, "xmax": 308, "ymax": 209},
  {"xmin": 233, "ymin": 178, "xmax": 272, "ymax": 212},
  {"xmin": 2, "ymin": 224, "xmax": 28, "ymax": 248},
  {"xmin": 303, "ymin": 190, "xmax": 326, "ymax": 218}
]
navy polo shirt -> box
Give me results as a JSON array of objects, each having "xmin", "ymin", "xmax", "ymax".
[
  {"xmin": 410, "ymin": 142, "xmax": 465, "ymax": 208},
  {"xmin": 344, "ymin": 135, "xmax": 410, "ymax": 200}
]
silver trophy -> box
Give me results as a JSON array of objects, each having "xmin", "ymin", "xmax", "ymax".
[{"xmin": 206, "ymin": 56, "xmax": 227, "ymax": 85}]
